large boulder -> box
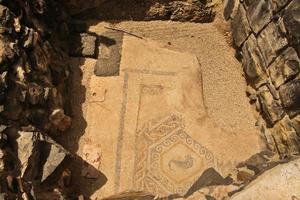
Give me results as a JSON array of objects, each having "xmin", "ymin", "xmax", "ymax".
[{"xmin": 231, "ymin": 158, "xmax": 300, "ymax": 200}]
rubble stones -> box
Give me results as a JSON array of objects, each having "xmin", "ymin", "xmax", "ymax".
[
  {"xmin": 69, "ymin": 33, "xmax": 97, "ymax": 58},
  {"xmin": 0, "ymin": 0, "xmax": 72, "ymax": 198},
  {"xmin": 279, "ymin": 78, "xmax": 300, "ymax": 117},
  {"xmin": 257, "ymin": 21, "xmax": 288, "ymax": 66},
  {"xmin": 232, "ymin": 4, "xmax": 251, "ymax": 47},
  {"xmin": 242, "ymin": 34, "xmax": 267, "ymax": 88},
  {"xmin": 269, "ymin": 47, "xmax": 300, "ymax": 88}
]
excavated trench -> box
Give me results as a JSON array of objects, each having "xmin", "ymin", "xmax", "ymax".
[{"xmin": 0, "ymin": 0, "xmax": 300, "ymax": 200}]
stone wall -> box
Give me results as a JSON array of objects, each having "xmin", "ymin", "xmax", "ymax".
[
  {"xmin": 224, "ymin": 0, "xmax": 300, "ymax": 158},
  {"xmin": 0, "ymin": 0, "xmax": 72, "ymax": 199}
]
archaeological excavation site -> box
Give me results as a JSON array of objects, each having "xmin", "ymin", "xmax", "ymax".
[{"xmin": 0, "ymin": 0, "xmax": 300, "ymax": 199}]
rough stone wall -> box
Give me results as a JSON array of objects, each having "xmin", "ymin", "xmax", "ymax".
[
  {"xmin": 224, "ymin": 0, "xmax": 300, "ymax": 158},
  {"xmin": 63, "ymin": 0, "xmax": 216, "ymax": 23},
  {"xmin": 0, "ymin": 0, "xmax": 72, "ymax": 199}
]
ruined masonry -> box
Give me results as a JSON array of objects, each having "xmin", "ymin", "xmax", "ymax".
[{"xmin": 224, "ymin": 0, "xmax": 300, "ymax": 158}]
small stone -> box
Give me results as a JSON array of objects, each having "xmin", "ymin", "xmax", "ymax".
[
  {"xmin": 232, "ymin": 4, "xmax": 251, "ymax": 47},
  {"xmin": 237, "ymin": 168, "xmax": 255, "ymax": 182},
  {"xmin": 242, "ymin": 34, "xmax": 267, "ymax": 88},
  {"xmin": 14, "ymin": 60, "xmax": 26, "ymax": 83},
  {"xmin": 258, "ymin": 85, "xmax": 284, "ymax": 124},
  {"xmin": 279, "ymin": 78, "xmax": 300, "ymax": 117},
  {"xmin": 257, "ymin": 21, "xmax": 288, "ymax": 66},
  {"xmin": 78, "ymin": 195, "xmax": 84, "ymax": 200},
  {"xmin": 31, "ymin": 42, "xmax": 51, "ymax": 73},
  {"xmin": 69, "ymin": 33, "xmax": 97, "ymax": 58},
  {"xmin": 49, "ymin": 108, "xmax": 71, "ymax": 131},
  {"xmin": 21, "ymin": 193, "xmax": 29, "ymax": 200},
  {"xmin": 269, "ymin": 47, "xmax": 300, "ymax": 89},
  {"xmin": 246, "ymin": 85, "xmax": 256, "ymax": 96},
  {"xmin": 0, "ymin": 71, "xmax": 7, "ymax": 89},
  {"xmin": 44, "ymin": 87, "xmax": 50, "ymax": 100},
  {"xmin": 94, "ymin": 31, "xmax": 123, "ymax": 76},
  {"xmin": 13, "ymin": 17, "xmax": 21, "ymax": 32},
  {"xmin": 23, "ymin": 28, "xmax": 35, "ymax": 48},
  {"xmin": 244, "ymin": 0, "xmax": 273, "ymax": 34},
  {"xmin": 27, "ymin": 83, "xmax": 43, "ymax": 105},
  {"xmin": 0, "ymin": 149, "xmax": 4, "ymax": 171}
]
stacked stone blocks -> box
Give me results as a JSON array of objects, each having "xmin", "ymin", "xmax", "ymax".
[{"xmin": 224, "ymin": 0, "xmax": 300, "ymax": 157}]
